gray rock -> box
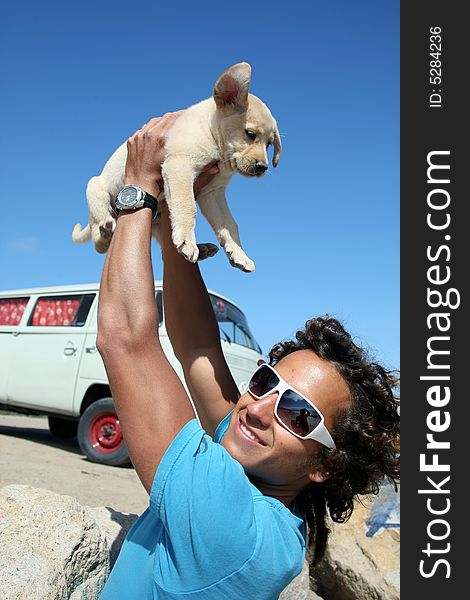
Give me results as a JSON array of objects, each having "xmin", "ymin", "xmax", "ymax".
[
  {"xmin": 87, "ymin": 506, "xmax": 138, "ymax": 568},
  {"xmin": 0, "ymin": 484, "xmax": 399, "ymax": 600},
  {"xmin": 280, "ymin": 560, "xmax": 323, "ymax": 599},
  {"xmin": 0, "ymin": 485, "xmax": 137, "ymax": 600},
  {"xmin": 311, "ymin": 490, "xmax": 400, "ymax": 600}
]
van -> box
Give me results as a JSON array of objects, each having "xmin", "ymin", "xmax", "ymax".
[{"xmin": 0, "ymin": 282, "xmax": 263, "ymax": 466}]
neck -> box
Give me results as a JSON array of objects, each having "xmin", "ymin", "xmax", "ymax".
[
  {"xmin": 208, "ymin": 109, "xmax": 224, "ymax": 149},
  {"xmin": 247, "ymin": 474, "xmax": 309, "ymax": 508}
]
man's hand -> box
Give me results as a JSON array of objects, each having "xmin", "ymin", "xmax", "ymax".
[
  {"xmin": 125, "ymin": 112, "xmax": 219, "ymax": 198},
  {"xmin": 125, "ymin": 112, "xmax": 182, "ymax": 197}
]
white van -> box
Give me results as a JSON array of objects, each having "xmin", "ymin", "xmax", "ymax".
[{"xmin": 0, "ymin": 282, "xmax": 263, "ymax": 466}]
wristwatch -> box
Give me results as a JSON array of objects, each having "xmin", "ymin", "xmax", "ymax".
[{"xmin": 114, "ymin": 185, "xmax": 159, "ymax": 219}]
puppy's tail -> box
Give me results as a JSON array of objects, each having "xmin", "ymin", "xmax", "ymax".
[{"xmin": 72, "ymin": 223, "xmax": 91, "ymax": 244}]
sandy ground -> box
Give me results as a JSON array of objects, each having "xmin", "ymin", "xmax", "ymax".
[{"xmin": 0, "ymin": 413, "xmax": 149, "ymax": 515}]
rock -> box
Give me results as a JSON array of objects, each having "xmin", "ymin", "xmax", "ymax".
[
  {"xmin": 87, "ymin": 506, "xmax": 138, "ymax": 568},
  {"xmin": 280, "ymin": 560, "xmax": 324, "ymax": 599},
  {"xmin": 311, "ymin": 486, "xmax": 400, "ymax": 600},
  {"xmin": 0, "ymin": 485, "xmax": 137, "ymax": 600},
  {"xmin": 0, "ymin": 484, "xmax": 399, "ymax": 600}
]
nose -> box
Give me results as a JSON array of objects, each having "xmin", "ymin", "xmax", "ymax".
[
  {"xmin": 246, "ymin": 392, "xmax": 277, "ymax": 427},
  {"xmin": 254, "ymin": 162, "xmax": 268, "ymax": 175}
]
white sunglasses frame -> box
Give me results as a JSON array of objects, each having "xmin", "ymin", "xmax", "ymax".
[{"xmin": 247, "ymin": 363, "xmax": 336, "ymax": 449}]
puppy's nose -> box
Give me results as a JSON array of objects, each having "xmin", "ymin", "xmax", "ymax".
[{"xmin": 255, "ymin": 162, "xmax": 268, "ymax": 175}]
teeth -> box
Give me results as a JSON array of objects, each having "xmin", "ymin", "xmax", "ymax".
[{"xmin": 240, "ymin": 421, "xmax": 260, "ymax": 443}]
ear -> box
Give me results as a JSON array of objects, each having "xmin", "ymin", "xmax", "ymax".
[
  {"xmin": 213, "ymin": 62, "xmax": 252, "ymax": 112},
  {"xmin": 272, "ymin": 122, "xmax": 282, "ymax": 167},
  {"xmin": 308, "ymin": 470, "xmax": 330, "ymax": 484}
]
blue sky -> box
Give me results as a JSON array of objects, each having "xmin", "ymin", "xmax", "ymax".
[{"xmin": 0, "ymin": 1, "xmax": 399, "ymax": 370}]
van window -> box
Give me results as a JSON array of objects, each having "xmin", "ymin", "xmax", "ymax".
[
  {"xmin": 28, "ymin": 294, "xmax": 95, "ymax": 327},
  {"xmin": 210, "ymin": 295, "xmax": 261, "ymax": 353},
  {"xmin": 156, "ymin": 291, "xmax": 163, "ymax": 325},
  {"xmin": 0, "ymin": 298, "xmax": 30, "ymax": 325}
]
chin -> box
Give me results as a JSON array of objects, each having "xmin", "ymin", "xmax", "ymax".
[{"xmin": 238, "ymin": 170, "xmax": 257, "ymax": 178}]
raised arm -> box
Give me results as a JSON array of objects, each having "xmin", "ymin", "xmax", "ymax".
[
  {"xmin": 96, "ymin": 114, "xmax": 196, "ymax": 493},
  {"xmin": 161, "ymin": 197, "xmax": 240, "ymax": 438}
]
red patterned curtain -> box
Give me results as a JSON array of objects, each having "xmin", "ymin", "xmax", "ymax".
[
  {"xmin": 0, "ymin": 298, "xmax": 29, "ymax": 326},
  {"xmin": 31, "ymin": 298, "xmax": 80, "ymax": 327}
]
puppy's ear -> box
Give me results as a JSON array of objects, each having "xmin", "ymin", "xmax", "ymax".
[
  {"xmin": 213, "ymin": 62, "xmax": 251, "ymax": 112},
  {"xmin": 272, "ymin": 123, "xmax": 282, "ymax": 168}
]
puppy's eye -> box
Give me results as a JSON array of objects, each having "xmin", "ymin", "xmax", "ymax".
[{"xmin": 245, "ymin": 130, "xmax": 257, "ymax": 141}]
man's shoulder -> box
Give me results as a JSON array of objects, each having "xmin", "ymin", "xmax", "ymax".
[{"xmin": 252, "ymin": 494, "xmax": 307, "ymax": 550}]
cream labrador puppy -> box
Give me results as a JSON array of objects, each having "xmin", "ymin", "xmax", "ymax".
[{"xmin": 72, "ymin": 62, "xmax": 281, "ymax": 271}]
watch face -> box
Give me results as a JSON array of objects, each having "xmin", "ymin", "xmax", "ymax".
[{"xmin": 119, "ymin": 186, "xmax": 139, "ymax": 206}]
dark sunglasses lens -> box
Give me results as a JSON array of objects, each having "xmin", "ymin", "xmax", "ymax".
[
  {"xmin": 277, "ymin": 390, "xmax": 322, "ymax": 437},
  {"xmin": 249, "ymin": 365, "xmax": 279, "ymax": 397}
]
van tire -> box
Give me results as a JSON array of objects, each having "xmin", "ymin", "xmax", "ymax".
[
  {"xmin": 48, "ymin": 416, "xmax": 78, "ymax": 439},
  {"xmin": 78, "ymin": 398, "xmax": 130, "ymax": 467}
]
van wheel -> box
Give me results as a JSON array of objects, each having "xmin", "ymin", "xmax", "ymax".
[
  {"xmin": 48, "ymin": 416, "xmax": 78, "ymax": 439},
  {"xmin": 78, "ymin": 398, "xmax": 130, "ymax": 467}
]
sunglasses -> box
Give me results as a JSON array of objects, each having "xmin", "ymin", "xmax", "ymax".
[{"xmin": 247, "ymin": 364, "xmax": 336, "ymax": 449}]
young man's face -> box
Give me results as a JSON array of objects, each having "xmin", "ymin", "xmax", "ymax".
[{"xmin": 220, "ymin": 350, "xmax": 350, "ymax": 500}]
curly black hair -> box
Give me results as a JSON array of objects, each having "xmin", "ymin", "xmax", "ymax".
[{"xmin": 268, "ymin": 316, "xmax": 400, "ymax": 566}]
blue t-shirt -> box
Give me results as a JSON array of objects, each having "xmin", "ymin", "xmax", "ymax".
[{"xmin": 99, "ymin": 411, "xmax": 306, "ymax": 599}]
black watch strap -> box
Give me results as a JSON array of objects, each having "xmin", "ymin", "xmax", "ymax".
[{"xmin": 141, "ymin": 191, "xmax": 159, "ymax": 219}]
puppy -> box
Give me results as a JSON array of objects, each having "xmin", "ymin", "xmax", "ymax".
[{"xmin": 72, "ymin": 62, "xmax": 281, "ymax": 272}]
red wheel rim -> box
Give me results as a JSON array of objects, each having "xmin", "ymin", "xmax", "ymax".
[{"xmin": 88, "ymin": 411, "xmax": 123, "ymax": 454}]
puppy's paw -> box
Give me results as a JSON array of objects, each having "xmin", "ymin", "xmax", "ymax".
[
  {"xmin": 230, "ymin": 256, "xmax": 255, "ymax": 273},
  {"xmin": 172, "ymin": 229, "xmax": 199, "ymax": 263},
  {"xmin": 177, "ymin": 241, "xmax": 200, "ymax": 263},
  {"xmin": 99, "ymin": 218, "xmax": 116, "ymax": 240},
  {"xmin": 225, "ymin": 246, "xmax": 255, "ymax": 272},
  {"xmin": 197, "ymin": 243, "xmax": 219, "ymax": 261},
  {"xmin": 94, "ymin": 237, "xmax": 111, "ymax": 254}
]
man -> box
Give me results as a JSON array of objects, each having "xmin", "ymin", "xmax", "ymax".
[{"xmin": 97, "ymin": 113, "xmax": 400, "ymax": 599}]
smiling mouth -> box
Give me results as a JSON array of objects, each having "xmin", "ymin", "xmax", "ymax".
[{"xmin": 238, "ymin": 418, "xmax": 267, "ymax": 446}]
